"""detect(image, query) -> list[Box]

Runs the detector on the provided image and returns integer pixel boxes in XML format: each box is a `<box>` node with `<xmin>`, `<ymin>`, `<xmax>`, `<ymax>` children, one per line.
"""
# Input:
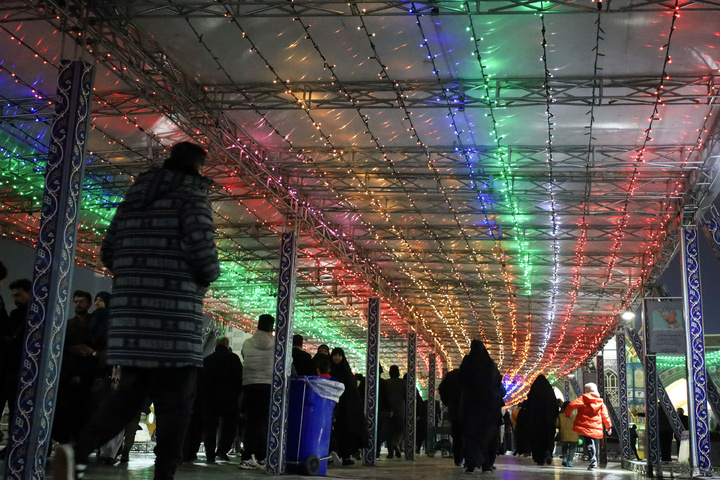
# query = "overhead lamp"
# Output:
<box><xmin>621</xmin><ymin>311</ymin><xmax>636</xmax><ymax>322</ymax></box>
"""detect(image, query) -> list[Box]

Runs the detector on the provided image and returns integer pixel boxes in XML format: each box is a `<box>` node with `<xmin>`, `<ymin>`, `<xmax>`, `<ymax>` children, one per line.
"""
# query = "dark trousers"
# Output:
<box><xmin>203</xmin><ymin>407</ymin><xmax>238</xmax><ymax>460</ymax></box>
<box><xmin>583</xmin><ymin>435</ymin><xmax>599</xmax><ymax>467</ymax></box>
<box><xmin>240</xmin><ymin>384</ymin><xmax>270</xmax><ymax>462</ymax></box>
<box><xmin>76</xmin><ymin>367</ymin><xmax>197</xmax><ymax>480</ymax></box>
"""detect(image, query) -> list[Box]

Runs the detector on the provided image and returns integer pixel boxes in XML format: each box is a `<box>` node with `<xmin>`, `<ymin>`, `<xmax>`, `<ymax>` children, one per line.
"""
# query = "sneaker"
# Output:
<box><xmin>588</xmin><ymin>464</ymin><xmax>596</xmax><ymax>470</ymax></box>
<box><xmin>257</xmin><ymin>459</ymin><xmax>266</xmax><ymax>467</ymax></box>
<box><xmin>342</xmin><ymin>458</ymin><xmax>355</xmax><ymax>466</ymax></box>
<box><xmin>562</xmin><ymin>459</ymin><xmax>567</xmax><ymax>467</ymax></box>
<box><xmin>238</xmin><ymin>459</ymin><xmax>260</xmax><ymax>470</ymax></box>
<box><xmin>217</xmin><ymin>454</ymin><xmax>230</xmax><ymax>462</ymax></box>
<box><xmin>567</xmin><ymin>462</ymin><xmax>573</xmax><ymax>467</ymax></box>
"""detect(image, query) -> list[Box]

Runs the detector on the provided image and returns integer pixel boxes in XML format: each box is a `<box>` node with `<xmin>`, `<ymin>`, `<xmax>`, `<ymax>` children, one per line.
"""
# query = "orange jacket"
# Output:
<box><xmin>565</xmin><ymin>393</ymin><xmax>612</xmax><ymax>439</ymax></box>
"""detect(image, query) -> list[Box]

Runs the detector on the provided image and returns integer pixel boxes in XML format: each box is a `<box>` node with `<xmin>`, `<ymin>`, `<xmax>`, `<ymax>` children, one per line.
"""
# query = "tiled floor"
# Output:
<box><xmin>33</xmin><ymin>452</ymin><xmax>646</xmax><ymax>480</ymax></box>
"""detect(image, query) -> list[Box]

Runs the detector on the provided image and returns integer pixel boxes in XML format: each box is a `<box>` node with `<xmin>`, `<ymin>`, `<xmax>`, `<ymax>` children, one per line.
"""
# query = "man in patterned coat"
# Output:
<box><xmin>55</xmin><ymin>142</ymin><xmax>220</xmax><ymax>480</ymax></box>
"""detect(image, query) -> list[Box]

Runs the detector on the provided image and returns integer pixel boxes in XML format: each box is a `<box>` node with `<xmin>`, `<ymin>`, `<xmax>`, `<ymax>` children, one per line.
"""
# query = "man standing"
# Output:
<box><xmin>202</xmin><ymin>336</ymin><xmax>243</xmax><ymax>463</ymax></box>
<box><xmin>291</xmin><ymin>334</ymin><xmax>314</xmax><ymax>376</ymax></box>
<box><xmin>53</xmin><ymin>290</ymin><xmax>97</xmax><ymax>444</ymax></box>
<box><xmin>564</xmin><ymin>382</ymin><xmax>612</xmax><ymax>470</ymax></box>
<box><xmin>55</xmin><ymin>142</ymin><xmax>220</xmax><ymax>480</ymax></box>
<box><xmin>238</xmin><ymin>314</ymin><xmax>274</xmax><ymax>470</ymax></box>
<box><xmin>1</xmin><ymin>278</ymin><xmax>30</xmax><ymax>455</ymax></box>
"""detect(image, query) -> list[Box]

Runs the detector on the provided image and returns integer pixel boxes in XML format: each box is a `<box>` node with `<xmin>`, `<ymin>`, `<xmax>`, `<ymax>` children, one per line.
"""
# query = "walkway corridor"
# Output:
<box><xmin>41</xmin><ymin>453</ymin><xmax>643</xmax><ymax>480</ymax></box>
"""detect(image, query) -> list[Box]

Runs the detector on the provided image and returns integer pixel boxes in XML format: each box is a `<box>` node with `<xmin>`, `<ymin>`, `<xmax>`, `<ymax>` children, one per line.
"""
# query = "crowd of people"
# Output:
<box><xmin>0</xmin><ymin>142</ymin><xmax>621</xmax><ymax>480</ymax></box>
<box><xmin>439</xmin><ymin>363</ymin><xmax>614</xmax><ymax>473</ymax></box>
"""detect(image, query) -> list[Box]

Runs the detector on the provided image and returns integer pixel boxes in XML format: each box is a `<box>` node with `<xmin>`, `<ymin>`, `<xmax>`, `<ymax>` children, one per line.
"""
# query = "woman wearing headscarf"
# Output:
<box><xmin>525</xmin><ymin>374</ymin><xmax>559</xmax><ymax>465</ymax></box>
<box><xmin>459</xmin><ymin>339</ymin><xmax>506</xmax><ymax>473</ymax></box>
<box><xmin>330</xmin><ymin>347</ymin><xmax>367</xmax><ymax>466</ymax></box>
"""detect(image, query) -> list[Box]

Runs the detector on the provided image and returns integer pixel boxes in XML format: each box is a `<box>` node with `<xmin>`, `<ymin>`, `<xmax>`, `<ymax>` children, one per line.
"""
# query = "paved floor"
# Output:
<box><xmin>32</xmin><ymin>452</ymin><xmax>646</xmax><ymax>480</ymax></box>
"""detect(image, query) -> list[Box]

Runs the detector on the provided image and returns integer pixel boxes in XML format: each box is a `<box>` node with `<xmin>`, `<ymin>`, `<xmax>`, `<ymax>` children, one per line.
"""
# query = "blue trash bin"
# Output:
<box><xmin>286</xmin><ymin>376</ymin><xmax>345</xmax><ymax>476</ymax></box>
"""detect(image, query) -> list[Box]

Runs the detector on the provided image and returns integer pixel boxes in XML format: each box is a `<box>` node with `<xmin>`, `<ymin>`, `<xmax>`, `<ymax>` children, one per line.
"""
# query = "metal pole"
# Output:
<box><xmin>597</xmin><ymin>353</ymin><xmax>607</xmax><ymax>467</ymax></box>
<box><xmin>426</xmin><ymin>351</ymin><xmax>436</xmax><ymax>457</ymax></box>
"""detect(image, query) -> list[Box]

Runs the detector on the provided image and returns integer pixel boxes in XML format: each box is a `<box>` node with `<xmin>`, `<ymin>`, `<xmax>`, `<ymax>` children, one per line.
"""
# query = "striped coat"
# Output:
<box><xmin>100</xmin><ymin>168</ymin><xmax>221</xmax><ymax>368</ymax></box>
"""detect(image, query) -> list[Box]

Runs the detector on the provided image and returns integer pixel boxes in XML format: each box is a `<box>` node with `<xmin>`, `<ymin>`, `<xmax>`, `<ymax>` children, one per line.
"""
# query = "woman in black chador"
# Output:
<box><xmin>330</xmin><ymin>347</ymin><xmax>367</xmax><ymax>466</ymax></box>
<box><xmin>459</xmin><ymin>339</ymin><xmax>506</xmax><ymax>473</ymax></box>
<box><xmin>525</xmin><ymin>374</ymin><xmax>559</xmax><ymax>465</ymax></box>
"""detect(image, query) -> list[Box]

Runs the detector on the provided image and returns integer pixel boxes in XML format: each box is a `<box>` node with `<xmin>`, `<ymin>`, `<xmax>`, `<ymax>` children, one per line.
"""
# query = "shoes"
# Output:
<box><xmin>206</xmin><ymin>457</ymin><xmax>216</xmax><ymax>464</ymax></box>
<box><xmin>562</xmin><ymin>459</ymin><xmax>567</xmax><ymax>467</ymax></box>
<box><xmin>342</xmin><ymin>458</ymin><xmax>355</xmax><ymax>466</ymax></box>
<box><xmin>217</xmin><ymin>454</ymin><xmax>230</xmax><ymax>462</ymax></box>
<box><xmin>567</xmin><ymin>462</ymin><xmax>573</xmax><ymax>467</ymax></box>
<box><xmin>258</xmin><ymin>459</ymin><xmax>266</xmax><ymax>466</ymax></box>
<box><xmin>588</xmin><ymin>464</ymin><xmax>596</xmax><ymax>470</ymax></box>
<box><xmin>238</xmin><ymin>459</ymin><xmax>260</xmax><ymax>469</ymax></box>
<box><xmin>465</xmin><ymin>466</ymin><xmax>475</xmax><ymax>473</ymax></box>
<box><xmin>545</xmin><ymin>452</ymin><xmax>552</xmax><ymax>465</ymax></box>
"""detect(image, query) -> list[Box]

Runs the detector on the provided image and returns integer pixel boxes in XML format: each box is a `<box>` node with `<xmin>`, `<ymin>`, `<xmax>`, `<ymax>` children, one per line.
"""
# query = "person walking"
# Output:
<box><xmin>438</xmin><ymin>368</ymin><xmax>463</xmax><ymax>466</ymax></box>
<box><xmin>202</xmin><ymin>336</ymin><xmax>243</xmax><ymax>463</ymax></box>
<box><xmin>238</xmin><ymin>314</ymin><xmax>275</xmax><ymax>469</ymax></box>
<box><xmin>556</xmin><ymin>400</ymin><xmax>579</xmax><ymax>467</ymax></box>
<box><xmin>564</xmin><ymin>382</ymin><xmax>612</xmax><ymax>470</ymax></box>
<box><xmin>525</xmin><ymin>374</ymin><xmax>559</xmax><ymax>466</ymax></box>
<box><xmin>329</xmin><ymin>347</ymin><xmax>366</xmax><ymax>466</ymax></box>
<box><xmin>459</xmin><ymin>339</ymin><xmax>505</xmax><ymax>473</ymax></box>
<box><xmin>385</xmin><ymin>365</ymin><xmax>406</xmax><ymax>459</ymax></box>
<box><xmin>54</xmin><ymin>142</ymin><xmax>221</xmax><ymax>480</ymax></box>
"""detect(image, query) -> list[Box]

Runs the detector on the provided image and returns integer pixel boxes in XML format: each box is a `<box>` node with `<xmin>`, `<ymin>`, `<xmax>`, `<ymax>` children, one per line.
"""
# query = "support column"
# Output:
<box><xmin>643</xmin><ymin>308</ymin><xmax>661</xmax><ymax>477</ymax></box>
<box><xmin>617</xmin><ymin>329</ymin><xmax>632</xmax><ymax>460</ymax></box>
<box><xmin>267</xmin><ymin>232</ymin><xmax>298</xmax><ymax>474</ymax></box>
<box><xmin>569</xmin><ymin>375</ymin><xmax>583</xmax><ymax>398</ymax></box>
<box><xmin>597</xmin><ymin>353</ymin><xmax>607</xmax><ymax>467</ymax></box>
<box><xmin>681</xmin><ymin>226</ymin><xmax>712</xmax><ymax>477</ymax></box>
<box><xmin>426</xmin><ymin>351</ymin><xmax>436</xmax><ymax>457</ymax></box>
<box><xmin>363</xmin><ymin>297</ymin><xmax>380</xmax><ymax>466</ymax></box>
<box><xmin>564</xmin><ymin>379</ymin><xmax>571</xmax><ymax>401</ymax></box>
<box><xmin>4</xmin><ymin>60</ymin><xmax>93</xmax><ymax>480</ymax></box>
<box><xmin>405</xmin><ymin>331</ymin><xmax>417</xmax><ymax>460</ymax></box>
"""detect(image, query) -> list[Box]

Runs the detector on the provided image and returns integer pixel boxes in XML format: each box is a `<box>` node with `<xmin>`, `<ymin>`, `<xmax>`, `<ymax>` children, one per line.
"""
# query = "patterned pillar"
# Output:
<box><xmin>266</xmin><ymin>232</ymin><xmax>297</xmax><ymax>474</ymax></box>
<box><xmin>405</xmin><ymin>331</ymin><xmax>417</xmax><ymax>460</ymax></box>
<box><xmin>4</xmin><ymin>60</ymin><xmax>93</xmax><ymax>480</ymax></box>
<box><xmin>616</xmin><ymin>329</ymin><xmax>632</xmax><ymax>460</ymax></box>
<box><xmin>680</xmin><ymin>227</ymin><xmax>712</xmax><ymax>476</ymax></box>
<box><xmin>426</xmin><ymin>351</ymin><xmax>436</xmax><ymax>456</ymax></box>
<box><xmin>643</xmin><ymin>312</ymin><xmax>661</xmax><ymax>475</ymax></box>
<box><xmin>569</xmin><ymin>375</ymin><xmax>583</xmax><ymax>398</ymax></box>
<box><xmin>597</xmin><ymin>353</ymin><xmax>607</xmax><ymax>466</ymax></box>
<box><xmin>363</xmin><ymin>297</ymin><xmax>380</xmax><ymax>466</ymax></box>
<box><xmin>563</xmin><ymin>379</ymin><xmax>571</xmax><ymax>401</ymax></box>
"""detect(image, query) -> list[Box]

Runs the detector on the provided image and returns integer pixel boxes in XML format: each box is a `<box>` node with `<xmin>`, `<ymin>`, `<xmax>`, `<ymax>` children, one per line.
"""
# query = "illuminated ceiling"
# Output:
<box><xmin>2</xmin><ymin>0</ymin><xmax>720</xmax><ymax>401</ymax></box>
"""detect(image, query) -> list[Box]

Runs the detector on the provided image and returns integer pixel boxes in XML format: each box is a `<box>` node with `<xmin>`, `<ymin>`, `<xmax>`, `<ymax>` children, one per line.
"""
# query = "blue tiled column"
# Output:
<box><xmin>266</xmin><ymin>232</ymin><xmax>297</xmax><ymax>474</ymax></box>
<box><xmin>616</xmin><ymin>329</ymin><xmax>631</xmax><ymax>460</ymax></box>
<box><xmin>426</xmin><ymin>351</ymin><xmax>436</xmax><ymax>457</ymax></box>
<box><xmin>681</xmin><ymin>226</ymin><xmax>712</xmax><ymax>476</ymax></box>
<box><xmin>4</xmin><ymin>60</ymin><xmax>93</xmax><ymax>480</ymax></box>
<box><xmin>405</xmin><ymin>331</ymin><xmax>417</xmax><ymax>460</ymax></box>
<box><xmin>597</xmin><ymin>353</ymin><xmax>607</xmax><ymax>466</ymax></box>
<box><xmin>642</xmin><ymin>310</ymin><xmax>661</xmax><ymax>476</ymax></box>
<box><xmin>363</xmin><ymin>297</ymin><xmax>380</xmax><ymax>466</ymax></box>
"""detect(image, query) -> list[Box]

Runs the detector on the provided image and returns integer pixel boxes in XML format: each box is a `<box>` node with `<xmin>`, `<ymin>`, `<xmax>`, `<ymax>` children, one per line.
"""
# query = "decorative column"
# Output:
<box><xmin>4</xmin><ymin>60</ymin><xmax>93</xmax><ymax>480</ymax></box>
<box><xmin>564</xmin><ymin>379</ymin><xmax>571</xmax><ymax>401</ymax></box>
<box><xmin>363</xmin><ymin>297</ymin><xmax>380</xmax><ymax>466</ymax></box>
<box><xmin>616</xmin><ymin>329</ymin><xmax>632</xmax><ymax>460</ymax></box>
<box><xmin>643</xmin><ymin>309</ymin><xmax>661</xmax><ymax>476</ymax></box>
<box><xmin>426</xmin><ymin>351</ymin><xmax>436</xmax><ymax>457</ymax></box>
<box><xmin>680</xmin><ymin>226</ymin><xmax>712</xmax><ymax>477</ymax></box>
<box><xmin>266</xmin><ymin>232</ymin><xmax>298</xmax><ymax>474</ymax></box>
<box><xmin>597</xmin><ymin>353</ymin><xmax>607</xmax><ymax>466</ymax></box>
<box><xmin>405</xmin><ymin>331</ymin><xmax>417</xmax><ymax>460</ymax></box>
<box><xmin>569</xmin><ymin>375</ymin><xmax>583</xmax><ymax>398</ymax></box>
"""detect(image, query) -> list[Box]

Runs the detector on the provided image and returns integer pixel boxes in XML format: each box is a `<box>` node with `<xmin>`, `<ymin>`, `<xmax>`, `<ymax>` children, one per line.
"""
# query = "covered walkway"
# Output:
<box><xmin>43</xmin><ymin>453</ymin><xmax>641</xmax><ymax>480</ymax></box>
